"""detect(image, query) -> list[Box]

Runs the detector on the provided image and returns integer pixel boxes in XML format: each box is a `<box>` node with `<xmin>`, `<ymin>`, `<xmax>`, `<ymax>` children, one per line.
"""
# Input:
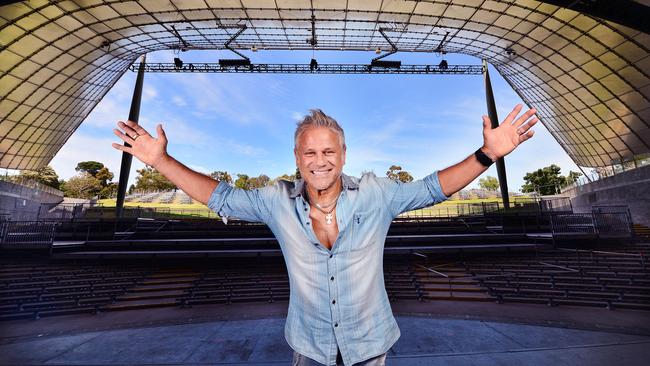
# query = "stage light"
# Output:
<box><xmin>370</xmin><ymin>59</ymin><xmax>401</xmax><ymax>68</ymax></box>
<box><xmin>174</xmin><ymin>57</ymin><xmax>183</xmax><ymax>69</ymax></box>
<box><xmin>375</xmin><ymin>47</ymin><xmax>381</xmax><ymax>54</ymax></box>
<box><xmin>251</xmin><ymin>45</ymin><xmax>258</xmax><ymax>52</ymax></box>
<box><xmin>438</xmin><ymin>59</ymin><xmax>448</xmax><ymax>70</ymax></box>
<box><xmin>219</xmin><ymin>59</ymin><xmax>251</xmax><ymax>67</ymax></box>
<box><xmin>310</xmin><ymin>58</ymin><xmax>318</xmax><ymax>71</ymax></box>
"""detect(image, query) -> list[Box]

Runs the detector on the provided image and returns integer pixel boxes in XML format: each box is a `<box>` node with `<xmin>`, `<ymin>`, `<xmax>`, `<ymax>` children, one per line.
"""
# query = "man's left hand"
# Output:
<box><xmin>481</xmin><ymin>104</ymin><xmax>538</xmax><ymax>161</ymax></box>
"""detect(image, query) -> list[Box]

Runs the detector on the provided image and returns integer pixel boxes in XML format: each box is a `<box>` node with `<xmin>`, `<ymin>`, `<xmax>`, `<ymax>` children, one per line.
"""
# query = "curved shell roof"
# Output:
<box><xmin>1</xmin><ymin>0</ymin><xmax>649</xmax><ymax>169</ymax></box>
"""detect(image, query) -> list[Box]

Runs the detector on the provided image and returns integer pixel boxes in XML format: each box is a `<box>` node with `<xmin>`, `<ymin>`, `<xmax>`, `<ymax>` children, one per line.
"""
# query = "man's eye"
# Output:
<box><xmin>325</xmin><ymin>151</ymin><xmax>335</xmax><ymax>155</ymax></box>
<box><xmin>305</xmin><ymin>152</ymin><xmax>315</xmax><ymax>156</ymax></box>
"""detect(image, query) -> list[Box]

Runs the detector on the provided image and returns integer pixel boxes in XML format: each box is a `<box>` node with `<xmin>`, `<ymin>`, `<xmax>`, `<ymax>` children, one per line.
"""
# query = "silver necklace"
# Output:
<box><xmin>307</xmin><ymin>191</ymin><xmax>341</xmax><ymax>225</ymax></box>
<box><xmin>312</xmin><ymin>203</ymin><xmax>336</xmax><ymax>225</ymax></box>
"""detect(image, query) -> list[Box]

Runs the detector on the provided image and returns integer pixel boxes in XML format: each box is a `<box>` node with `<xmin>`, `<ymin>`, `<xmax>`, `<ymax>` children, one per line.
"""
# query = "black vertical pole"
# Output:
<box><xmin>116</xmin><ymin>54</ymin><xmax>146</xmax><ymax>218</ymax></box>
<box><xmin>483</xmin><ymin>59</ymin><xmax>510</xmax><ymax>210</ymax></box>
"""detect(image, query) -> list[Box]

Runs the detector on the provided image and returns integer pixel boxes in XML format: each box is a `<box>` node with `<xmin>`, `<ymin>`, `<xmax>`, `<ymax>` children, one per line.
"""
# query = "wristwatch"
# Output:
<box><xmin>474</xmin><ymin>148</ymin><xmax>495</xmax><ymax>167</ymax></box>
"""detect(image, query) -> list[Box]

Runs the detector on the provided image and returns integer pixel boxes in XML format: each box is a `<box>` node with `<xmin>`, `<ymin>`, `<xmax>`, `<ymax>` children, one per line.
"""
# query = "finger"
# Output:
<box><xmin>516</xmin><ymin>118</ymin><xmax>538</xmax><ymax>135</ymax></box>
<box><xmin>156</xmin><ymin>124</ymin><xmax>167</xmax><ymax>141</ymax></box>
<box><xmin>126</xmin><ymin>120</ymin><xmax>150</xmax><ymax>136</ymax></box>
<box><xmin>482</xmin><ymin>116</ymin><xmax>491</xmax><ymax>131</ymax></box>
<box><xmin>113</xmin><ymin>128</ymin><xmax>135</xmax><ymax>145</ymax></box>
<box><xmin>519</xmin><ymin>129</ymin><xmax>535</xmax><ymax>143</ymax></box>
<box><xmin>514</xmin><ymin>108</ymin><xmax>537</xmax><ymax>127</ymax></box>
<box><xmin>118</xmin><ymin>121</ymin><xmax>138</xmax><ymax>138</ymax></box>
<box><xmin>503</xmin><ymin>104</ymin><xmax>523</xmax><ymax>125</ymax></box>
<box><xmin>111</xmin><ymin>142</ymin><xmax>133</xmax><ymax>154</ymax></box>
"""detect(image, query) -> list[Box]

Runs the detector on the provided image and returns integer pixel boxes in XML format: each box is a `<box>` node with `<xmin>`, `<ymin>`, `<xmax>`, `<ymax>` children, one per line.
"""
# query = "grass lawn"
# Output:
<box><xmin>95</xmin><ymin>196</ymin><xmax>535</xmax><ymax>219</ymax></box>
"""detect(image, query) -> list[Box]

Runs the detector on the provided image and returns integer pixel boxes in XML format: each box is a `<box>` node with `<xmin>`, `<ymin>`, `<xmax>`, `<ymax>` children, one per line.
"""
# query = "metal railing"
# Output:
<box><xmin>1</xmin><ymin>221</ymin><xmax>59</xmax><ymax>249</ymax></box>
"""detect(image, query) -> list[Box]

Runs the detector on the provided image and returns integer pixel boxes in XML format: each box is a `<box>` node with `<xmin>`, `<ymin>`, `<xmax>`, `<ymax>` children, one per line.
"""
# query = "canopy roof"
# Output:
<box><xmin>1</xmin><ymin>0</ymin><xmax>649</xmax><ymax>169</ymax></box>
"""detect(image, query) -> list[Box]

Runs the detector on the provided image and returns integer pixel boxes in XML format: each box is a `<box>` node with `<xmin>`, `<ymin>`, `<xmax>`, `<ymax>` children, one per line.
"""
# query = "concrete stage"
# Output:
<box><xmin>1</xmin><ymin>301</ymin><xmax>649</xmax><ymax>365</ymax></box>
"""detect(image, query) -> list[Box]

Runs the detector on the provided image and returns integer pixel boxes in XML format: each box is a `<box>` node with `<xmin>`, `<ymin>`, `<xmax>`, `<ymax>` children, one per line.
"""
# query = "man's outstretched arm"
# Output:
<box><xmin>438</xmin><ymin>104</ymin><xmax>538</xmax><ymax>197</ymax></box>
<box><xmin>111</xmin><ymin>120</ymin><xmax>218</xmax><ymax>205</ymax></box>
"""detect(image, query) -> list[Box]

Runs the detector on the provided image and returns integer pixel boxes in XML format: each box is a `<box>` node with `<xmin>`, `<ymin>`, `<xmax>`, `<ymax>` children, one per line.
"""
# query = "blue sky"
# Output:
<box><xmin>45</xmin><ymin>49</ymin><xmax>580</xmax><ymax>193</ymax></box>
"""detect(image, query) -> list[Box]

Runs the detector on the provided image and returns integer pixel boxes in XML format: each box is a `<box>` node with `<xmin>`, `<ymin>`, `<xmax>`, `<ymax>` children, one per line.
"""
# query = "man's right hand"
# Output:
<box><xmin>112</xmin><ymin>120</ymin><xmax>169</xmax><ymax>168</ymax></box>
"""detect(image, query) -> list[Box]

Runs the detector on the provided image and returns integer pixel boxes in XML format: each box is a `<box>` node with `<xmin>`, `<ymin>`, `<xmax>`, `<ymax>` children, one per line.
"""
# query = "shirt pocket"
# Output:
<box><xmin>349</xmin><ymin>209</ymin><xmax>380</xmax><ymax>252</ymax></box>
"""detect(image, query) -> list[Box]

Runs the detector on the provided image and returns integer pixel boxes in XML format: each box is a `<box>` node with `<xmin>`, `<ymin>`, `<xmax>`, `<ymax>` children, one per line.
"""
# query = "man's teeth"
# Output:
<box><xmin>312</xmin><ymin>170</ymin><xmax>330</xmax><ymax>175</ymax></box>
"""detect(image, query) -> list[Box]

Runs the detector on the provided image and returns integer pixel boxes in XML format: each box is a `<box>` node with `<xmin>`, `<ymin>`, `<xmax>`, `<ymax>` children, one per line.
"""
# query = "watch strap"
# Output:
<box><xmin>475</xmin><ymin>148</ymin><xmax>495</xmax><ymax>167</ymax></box>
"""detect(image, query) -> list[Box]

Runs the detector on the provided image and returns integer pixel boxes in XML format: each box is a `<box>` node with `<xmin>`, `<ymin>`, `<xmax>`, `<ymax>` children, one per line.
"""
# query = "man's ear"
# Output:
<box><xmin>342</xmin><ymin>144</ymin><xmax>347</xmax><ymax>165</ymax></box>
<box><xmin>294</xmin><ymin>147</ymin><xmax>299</xmax><ymax>165</ymax></box>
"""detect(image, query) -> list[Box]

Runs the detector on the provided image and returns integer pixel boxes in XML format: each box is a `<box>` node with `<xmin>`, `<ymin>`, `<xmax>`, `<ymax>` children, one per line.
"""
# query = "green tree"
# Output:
<box><xmin>521</xmin><ymin>164</ymin><xmax>566</xmax><ymax>195</ymax></box>
<box><xmin>386</xmin><ymin>165</ymin><xmax>413</xmax><ymax>183</ymax></box>
<box><xmin>133</xmin><ymin>166</ymin><xmax>176</xmax><ymax>191</ymax></box>
<box><xmin>75</xmin><ymin>161</ymin><xmax>104</xmax><ymax>177</ymax></box>
<box><xmin>210</xmin><ymin>170</ymin><xmax>232</xmax><ymax>184</ymax></box>
<box><xmin>95</xmin><ymin>167</ymin><xmax>114</xmax><ymax>186</ymax></box>
<box><xmin>563</xmin><ymin>171</ymin><xmax>582</xmax><ymax>187</ymax></box>
<box><xmin>62</xmin><ymin>172</ymin><xmax>102</xmax><ymax>199</ymax></box>
<box><xmin>234</xmin><ymin>174</ymin><xmax>251</xmax><ymax>190</ymax></box>
<box><xmin>275</xmin><ymin>173</ymin><xmax>296</xmax><ymax>182</ymax></box>
<box><xmin>249</xmin><ymin>174</ymin><xmax>270</xmax><ymax>189</ymax></box>
<box><xmin>18</xmin><ymin>165</ymin><xmax>61</xmax><ymax>189</ymax></box>
<box><xmin>478</xmin><ymin>175</ymin><xmax>499</xmax><ymax>191</ymax></box>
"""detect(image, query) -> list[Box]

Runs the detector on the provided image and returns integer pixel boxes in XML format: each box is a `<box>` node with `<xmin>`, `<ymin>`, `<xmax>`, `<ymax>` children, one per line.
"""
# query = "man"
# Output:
<box><xmin>112</xmin><ymin>106</ymin><xmax>537</xmax><ymax>365</ymax></box>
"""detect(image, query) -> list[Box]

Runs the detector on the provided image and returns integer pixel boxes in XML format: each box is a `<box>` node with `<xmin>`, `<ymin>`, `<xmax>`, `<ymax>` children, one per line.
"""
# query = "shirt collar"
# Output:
<box><xmin>289</xmin><ymin>173</ymin><xmax>358</xmax><ymax>198</ymax></box>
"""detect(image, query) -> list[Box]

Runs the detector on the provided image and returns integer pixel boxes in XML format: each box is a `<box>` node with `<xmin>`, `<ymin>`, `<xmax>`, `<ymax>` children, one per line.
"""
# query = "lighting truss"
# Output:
<box><xmin>128</xmin><ymin>63</ymin><xmax>484</xmax><ymax>75</ymax></box>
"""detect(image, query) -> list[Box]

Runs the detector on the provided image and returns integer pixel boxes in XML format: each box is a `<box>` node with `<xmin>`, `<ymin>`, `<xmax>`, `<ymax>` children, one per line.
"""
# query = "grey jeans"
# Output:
<box><xmin>291</xmin><ymin>349</ymin><xmax>387</xmax><ymax>366</ymax></box>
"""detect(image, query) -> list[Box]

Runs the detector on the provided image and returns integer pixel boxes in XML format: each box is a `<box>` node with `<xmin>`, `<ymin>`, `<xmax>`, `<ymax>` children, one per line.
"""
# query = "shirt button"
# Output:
<box><xmin>329</xmin><ymin>254</ymin><xmax>333</xmax><ymax>258</ymax></box>
<box><xmin>330</xmin><ymin>276</ymin><xmax>334</xmax><ymax>281</ymax></box>
<box><xmin>332</xmin><ymin>299</ymin><xmax>336</xmax><ymax>304</ymax></box>
<box><xmin>334</xmin><ymin>323</ymin><xmax>339</xmax><ymax>327</ymax></box>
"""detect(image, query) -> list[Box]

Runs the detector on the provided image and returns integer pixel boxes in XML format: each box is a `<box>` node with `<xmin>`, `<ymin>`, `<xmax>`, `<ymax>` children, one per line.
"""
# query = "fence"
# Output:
<box><xmin>1</xmin><ymin>221</ymin><xmax>59</xmax><ymax>249</ymax></box>
<box><xmin>549</xmin><ymin>211</ymin><xmax>632</xmax><ymax>239</ymax></box>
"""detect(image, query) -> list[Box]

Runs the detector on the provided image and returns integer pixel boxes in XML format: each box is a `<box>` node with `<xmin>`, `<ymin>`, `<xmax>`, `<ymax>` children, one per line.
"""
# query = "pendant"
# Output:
<box><xmin>325</xmin><ymin>213</ymin><xmax>333</xmax><ymax>225</ymax></box>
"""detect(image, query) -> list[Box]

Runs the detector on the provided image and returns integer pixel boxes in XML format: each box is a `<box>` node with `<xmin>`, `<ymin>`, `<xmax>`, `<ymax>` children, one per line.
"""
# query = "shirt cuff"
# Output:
<box><xmin>423</xmin><ymin>170</ymin><xmax>452</xmax><ymax>202</ymax></box>
<box><xmin>207</xmin><ymin>181</ymin><xmax>232</xmax><ymax>224</ymax></box>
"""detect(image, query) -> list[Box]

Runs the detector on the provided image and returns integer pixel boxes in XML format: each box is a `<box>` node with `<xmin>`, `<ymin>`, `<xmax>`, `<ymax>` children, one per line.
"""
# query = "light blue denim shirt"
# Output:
<box><xmin>207</xmin><ymin>171</ymin><xmax>449</xmax><ymax>365</ymax></box>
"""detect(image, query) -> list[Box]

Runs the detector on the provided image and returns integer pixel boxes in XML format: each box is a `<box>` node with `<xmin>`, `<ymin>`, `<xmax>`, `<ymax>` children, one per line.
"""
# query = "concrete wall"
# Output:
<box><xmin>0</xmin><ymin>181</ymin><xmax>64</xmax><ymax>220</ymax></box>
<box><xmin>563</xmin><ymin>165</ymin><xmax>650</xmax><ymax>226</ymax></box>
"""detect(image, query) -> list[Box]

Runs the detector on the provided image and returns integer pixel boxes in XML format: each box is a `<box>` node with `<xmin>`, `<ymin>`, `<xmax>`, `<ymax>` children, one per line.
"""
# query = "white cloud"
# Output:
<box><xmin>172</xmin><ymin>95</ymin><xmax>187</xmax><ymax>107</ymax></box>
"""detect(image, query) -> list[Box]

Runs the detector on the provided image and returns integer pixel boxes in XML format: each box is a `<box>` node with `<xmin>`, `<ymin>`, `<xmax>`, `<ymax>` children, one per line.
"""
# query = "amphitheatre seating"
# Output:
<box><xmin>125</xmin><ymin>192</ymin><xmax>144</xmax><ymax>202</ymax></box>
<box><xmin>138</xmin><ymin>192</ymin><xmax>162</xmax><ymax>203</ymax></box>
<box><xmin>177</xmin><ymin>191</ymin><xmax>193</xmax><ymax>204</ymax></box>
<box><xmin>0</xmin><ymin>261</ymin><xmax>152</xmax><ymax>320</ymax></box>
<box><xmin>463</xmin><ymin>246</ymin><xmax>650</xmax><ymax>311</ymax></box>
<box><xmin>157</xmin><ymin>191</ymin><xmax>176</xmax><ymax>204</ymax></box>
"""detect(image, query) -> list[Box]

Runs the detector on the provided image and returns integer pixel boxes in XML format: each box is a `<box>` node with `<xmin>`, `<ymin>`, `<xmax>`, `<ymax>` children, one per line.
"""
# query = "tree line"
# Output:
<box><xmin>4</xmin><ymin>162</ymin><xmax>582</xmax><ymax>199</ymax></box>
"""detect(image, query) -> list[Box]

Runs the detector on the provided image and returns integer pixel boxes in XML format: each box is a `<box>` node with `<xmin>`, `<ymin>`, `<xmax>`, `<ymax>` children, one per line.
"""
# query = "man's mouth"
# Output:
<box><xmin>311</xmin><ymin>169</ymin><xmax>332</xmax><ymax>176</ymax></box>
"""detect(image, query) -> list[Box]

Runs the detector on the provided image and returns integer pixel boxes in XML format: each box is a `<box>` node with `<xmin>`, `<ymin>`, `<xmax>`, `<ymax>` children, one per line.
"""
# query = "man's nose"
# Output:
<box><xmin>315</xmin><ymin>153</ymin><xmax>327</xmax><ymax>166</ymax></box>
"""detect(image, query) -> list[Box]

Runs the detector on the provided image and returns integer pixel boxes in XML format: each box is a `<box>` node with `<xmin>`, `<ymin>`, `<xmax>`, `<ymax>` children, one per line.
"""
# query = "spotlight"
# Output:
<box><xmin>219</xmin><ymin>59</ymin><xmax>251</xmax><ymax>67</ymax></box>
<box><xmin>438</xmin><ymin>59</ymin><xmax>448</xmax><ymax>70</ymax></box>
<box><xmin>173</xmin><ymin>57</ymin><xmax>183</xmax><ymax>69</ymax></box>
<box><xmin>370</xmin><ymin>60</ymin><xmax>401</xmax><ymax>68</ymax></box>
<box><xmin>310</xmin><ymin>58</ymin><xmax>318</xmax><ymax>71</ymax></box>
<box><xmin>251</xmin><ymin>45</ymin><xmax>258</xmax><ymax>52</ymax></box>
<box><xmin>375</xmin><ymin>47</ymin><xmax>382</xmax><ymax>54</ymax></box>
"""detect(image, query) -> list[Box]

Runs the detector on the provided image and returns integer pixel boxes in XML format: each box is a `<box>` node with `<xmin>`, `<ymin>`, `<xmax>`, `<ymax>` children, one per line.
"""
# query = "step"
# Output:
<box><xmin>116</xmin><ymin>290</ymin><xmax>186</xmax><ymax>301</ymax></box>
<box><xmin>105</xmin><ymin>298</ymin><xmax>178</xmax><ymax>311</ymax></box>
<box><xmin>130</xmin><ymin>283</ymin><xmax>194</xmax><ymax>292</ymax></box>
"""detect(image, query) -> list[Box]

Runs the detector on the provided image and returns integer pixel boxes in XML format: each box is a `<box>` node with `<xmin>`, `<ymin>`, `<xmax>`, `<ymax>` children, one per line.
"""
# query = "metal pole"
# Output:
<box><xmin>483</xmin><ymin>59</ymin><xmax>510</xmax><ymax>210</ymax></box>
<box><xmin>116</xmin><ymin>54</ymin><xmax>147</xmax><ymax>218</ymax></box>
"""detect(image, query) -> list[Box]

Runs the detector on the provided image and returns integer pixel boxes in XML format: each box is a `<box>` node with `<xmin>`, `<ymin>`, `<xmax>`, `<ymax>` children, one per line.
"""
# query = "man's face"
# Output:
<box><xmin>294</xmin><ymin>126</ymin><xmax>346</xmax><ymax>192</ymax></box>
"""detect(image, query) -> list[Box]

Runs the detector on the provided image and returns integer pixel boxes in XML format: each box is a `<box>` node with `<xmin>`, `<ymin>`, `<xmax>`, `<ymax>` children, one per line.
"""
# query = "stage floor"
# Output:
<box><xmin>1</xmin><ymin>311</ymin><xmax>649</xmax><ymax>365</ymax></box>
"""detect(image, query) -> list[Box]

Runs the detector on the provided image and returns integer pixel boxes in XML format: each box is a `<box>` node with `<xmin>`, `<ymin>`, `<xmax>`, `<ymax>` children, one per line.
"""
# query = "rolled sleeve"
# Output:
<box><xmin>423</xmin><ymin>170</ymin><xmax>452</xmax><ymax>203</ymax></box>
<box><xmin>207</xmin><ymin>181</ymin><xmax>274</xmax><ymax>224</ymax></box>
<box><xmin>379</xmin><ymin>170</ymin><xmax>451</xmax><ymax>217</ymax></box>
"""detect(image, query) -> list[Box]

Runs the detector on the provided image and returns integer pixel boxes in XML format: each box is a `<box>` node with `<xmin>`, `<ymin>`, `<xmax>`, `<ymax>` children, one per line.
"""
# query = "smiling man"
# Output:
<box><xmin>112</xmin><ymin>107</ymin><xmax>537</xmax><ymax>366</ymax></box>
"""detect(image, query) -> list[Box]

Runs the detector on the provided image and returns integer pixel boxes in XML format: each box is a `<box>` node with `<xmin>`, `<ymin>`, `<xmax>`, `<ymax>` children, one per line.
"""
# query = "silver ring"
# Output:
<box><xmin>132</xmin><ymin>133</ymin><xmax>140</xmax><ymax>140</ymax></box>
